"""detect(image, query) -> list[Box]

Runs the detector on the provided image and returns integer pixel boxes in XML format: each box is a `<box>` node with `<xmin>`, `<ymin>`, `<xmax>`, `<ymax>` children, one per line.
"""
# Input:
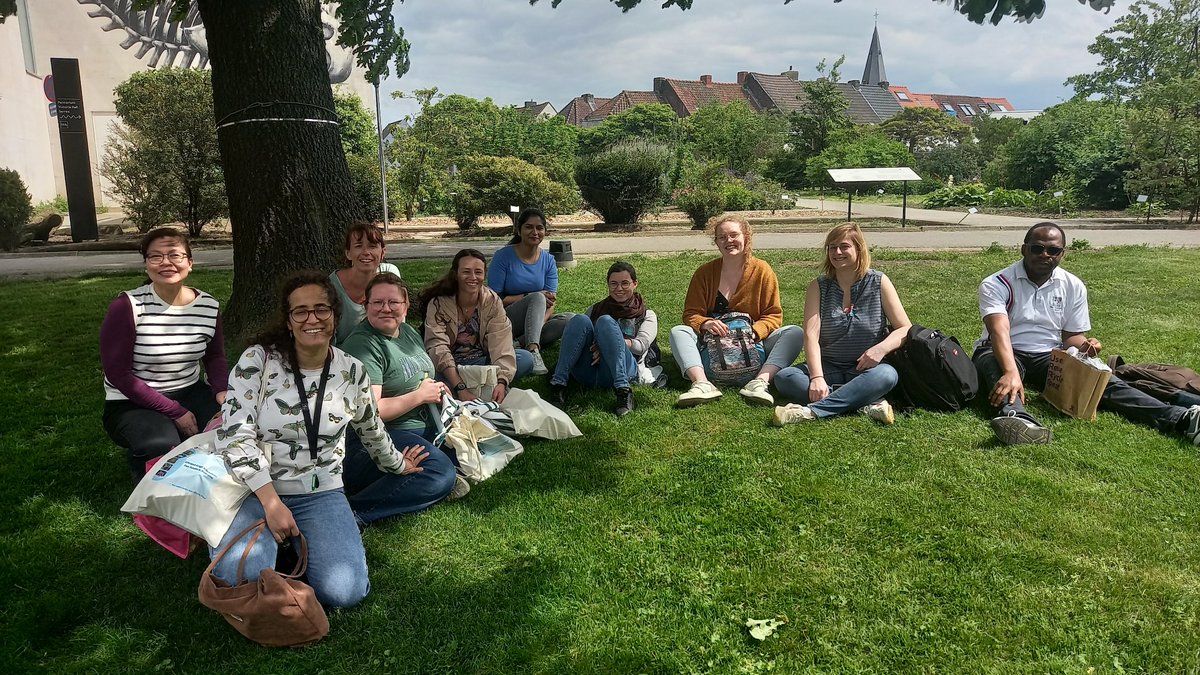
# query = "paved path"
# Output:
<box><xmin>4</xmin><ymin>228</ymin><xmax>1200</xmax><ymax>279</ymax></box>
<box><xmin>796</xmin><ymin>198</ymin><xmax>1051</xmax><ymax>227</ymax></box>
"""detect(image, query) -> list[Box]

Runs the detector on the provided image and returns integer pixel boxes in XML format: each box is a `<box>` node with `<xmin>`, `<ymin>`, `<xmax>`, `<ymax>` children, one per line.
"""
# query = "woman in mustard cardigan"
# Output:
<box><xmin>671</xmin><ymin>215</ymin><xmax>804</xmax><ymax>407</ymax></box>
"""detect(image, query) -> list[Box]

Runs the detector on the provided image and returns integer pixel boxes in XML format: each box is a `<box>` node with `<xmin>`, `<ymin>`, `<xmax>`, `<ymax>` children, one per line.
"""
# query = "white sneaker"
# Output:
<box><xmin>771</xmin><ymin>404</ymin><xmax>816</xmax><ymax>426</ymax></box>
<box><xmin>860</xmin><ymin>400</ymin><xmax>895</xmax><ymax>425</ymax></box>
<box><xmin>739</xmin><ymin>378</ymin><xmax>774</xmax><ymax>406</ymax></box>
<box><xmin>530</xmin><ymin>350</ymin><xmax>548</xmax><ymax>375</ymax></box>
<box><xmin>447</xmin><ymin>474</ymin><xmax>471</xmax><ymax>501</ymax></box>
<box><xmin>676</xmin><ymin>380</ymin><xmax>722</xmax><ymax>407</ymax></box>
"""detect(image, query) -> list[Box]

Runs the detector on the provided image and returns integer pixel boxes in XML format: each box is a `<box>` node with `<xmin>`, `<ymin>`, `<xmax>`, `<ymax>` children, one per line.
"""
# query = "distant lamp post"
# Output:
<box><xmin>373</xmin><ymin>78</ymin><xmax>389</xmax><ymax>233</ymax></box>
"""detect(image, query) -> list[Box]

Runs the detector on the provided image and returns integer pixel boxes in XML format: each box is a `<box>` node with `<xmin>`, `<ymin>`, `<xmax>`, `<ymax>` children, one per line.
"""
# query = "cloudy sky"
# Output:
<box><xmin>375</xmin><ymin>0</ymin><xmax>1125</xmax><ymax>124</ymax></box>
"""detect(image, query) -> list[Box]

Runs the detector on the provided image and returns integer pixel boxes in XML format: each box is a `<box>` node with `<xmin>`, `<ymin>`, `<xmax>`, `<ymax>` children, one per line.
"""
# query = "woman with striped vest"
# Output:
<box><xmin>100</xmin><ymin>228</ymin><xmax>228</xmax><ymax>479</ymax></box>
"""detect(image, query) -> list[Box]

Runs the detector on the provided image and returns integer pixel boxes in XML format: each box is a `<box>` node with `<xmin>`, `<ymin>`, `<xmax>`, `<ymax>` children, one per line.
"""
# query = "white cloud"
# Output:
<box><xmin>380</xmin><ymin>0</ymin><xmax>1127</xmax><ymax>122</ymax></box>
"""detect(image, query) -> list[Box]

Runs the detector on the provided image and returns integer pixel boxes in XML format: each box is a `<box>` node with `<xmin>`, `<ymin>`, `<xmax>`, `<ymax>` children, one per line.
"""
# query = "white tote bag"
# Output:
<box><xmin>457</xmin><ymin>364</ymin><xmax>499</xmax><ymax>400</ymax></box>
<box><xmin>121</xmin><ymin>430</ymin><xmax>252</xmax><ymax>547</ymax></box>
<box><xmin>442</xmin><ymin>407</ymin><xmax>524</xmax><ymax>482</ymax></box>
<box><xmin>499</xmin><ymin>387</ymin><xmax>582</xmax><ymax>440</ymax></box>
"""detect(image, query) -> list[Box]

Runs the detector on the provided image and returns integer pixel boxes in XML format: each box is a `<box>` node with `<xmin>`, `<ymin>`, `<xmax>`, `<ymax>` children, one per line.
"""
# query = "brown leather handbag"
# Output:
<box><xmin>198</xmin><ymin>519</ymin><xmax>330</xmax><ymax>648</ymax></box>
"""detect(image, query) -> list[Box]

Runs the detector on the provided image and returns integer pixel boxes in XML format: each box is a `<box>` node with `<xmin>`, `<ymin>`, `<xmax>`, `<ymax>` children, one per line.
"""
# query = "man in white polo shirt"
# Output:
<box><xmin>973</xmin><ymin>222</ymin><xmax>1200</xmax><ymax>446</ymax></box>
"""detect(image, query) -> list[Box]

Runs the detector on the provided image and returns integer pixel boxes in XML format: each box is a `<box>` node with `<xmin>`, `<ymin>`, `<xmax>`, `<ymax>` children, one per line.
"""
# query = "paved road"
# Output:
<box><xmin>794</xmin><ymin>197</ymin><xmax>1046</xmax><ymax>227</ymax></box>
<box><xmin>4</xmin><ymin>228</ymin><xmax>1200</xmax><ymax>279</ymax></box>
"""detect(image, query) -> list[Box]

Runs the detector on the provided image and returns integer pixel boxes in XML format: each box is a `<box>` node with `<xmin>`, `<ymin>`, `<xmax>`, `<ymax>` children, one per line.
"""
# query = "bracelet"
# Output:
<box><xmin>811</xmin><ymin>375</ymin><xmax>825</xmax><ymax>380</ymax></box>
<box><xmin>496</xmin><ymin>378</ymin><xmax>509</xmax><ymax>387</ymax></box>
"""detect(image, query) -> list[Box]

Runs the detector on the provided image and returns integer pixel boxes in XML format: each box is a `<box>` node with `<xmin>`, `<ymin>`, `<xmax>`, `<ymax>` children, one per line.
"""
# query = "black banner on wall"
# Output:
<box><xmin>50</xmin><ymin>58</ymin><xmax>98</xmax><ymax>242</ymax></box>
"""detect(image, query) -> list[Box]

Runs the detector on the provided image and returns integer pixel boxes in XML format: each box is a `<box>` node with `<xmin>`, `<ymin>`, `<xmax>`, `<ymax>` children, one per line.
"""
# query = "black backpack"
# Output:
<box><xmin>886</xmin><ymin>324</ymin><xmax>978</xmax><ymax>411</ymax></box>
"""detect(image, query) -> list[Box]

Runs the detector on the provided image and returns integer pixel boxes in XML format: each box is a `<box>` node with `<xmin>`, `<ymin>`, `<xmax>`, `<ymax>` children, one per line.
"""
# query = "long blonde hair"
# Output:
<box><xmin>821</xmin><ymin>223</ymin><xmax>871</xmax><ymax>280</ymax></box>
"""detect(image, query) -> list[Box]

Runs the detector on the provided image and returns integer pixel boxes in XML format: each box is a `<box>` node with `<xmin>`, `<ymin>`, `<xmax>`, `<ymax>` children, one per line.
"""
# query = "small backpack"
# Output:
<box><xmin>886</xmin><ymin>324</ymin><xmax>978</xmax><ymax>411</ymax></box>
<box><xmin>699</xmin><ymin>312</ymin><xmax>765</xmax><ymax>387</ymax></box>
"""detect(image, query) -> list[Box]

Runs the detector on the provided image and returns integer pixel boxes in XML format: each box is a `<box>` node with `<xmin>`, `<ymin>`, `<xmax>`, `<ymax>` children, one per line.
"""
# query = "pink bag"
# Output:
<box><xmin>131</xmin><ymin>454</ymin><xmax>205</xmax><ymax>559</ymax></box>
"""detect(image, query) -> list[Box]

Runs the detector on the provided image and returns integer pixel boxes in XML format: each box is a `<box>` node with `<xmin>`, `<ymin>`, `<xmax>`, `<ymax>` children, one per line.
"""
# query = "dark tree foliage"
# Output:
<box><xmin>531</xmin><ymin>0</ymin><xmax>1116</xmax><ymax>24</ymax></box>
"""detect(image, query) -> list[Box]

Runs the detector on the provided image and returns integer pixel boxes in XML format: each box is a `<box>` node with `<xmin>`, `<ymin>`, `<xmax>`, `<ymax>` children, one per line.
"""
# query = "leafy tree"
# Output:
<box><xmin>0</xmin><ymin>168</ymin><xmax>33</xmax><ymax>251</ymax></box>
<box><xmin>674</xmin><ymin>162</ymin><xmax>728</xmax><ymax>229</ymax></box>
<box><xmin>987</xmin><ymin>99</ymin><xmax>1131</xmax><ymax>208</ymax></box>
<box><xmin>972</xmin><ymin>114</ymin><xmax>1024</xmax><ymax>166</ymax></box>
<box><xmin>333</xmin><ymin>87</ymin><xmax>379</xmax><ymax>158</ymax></box>
<box><xmin>453</xmin><ymin>155</ymin><xmax>576</xmax><ymax>230</ymax></box>
<box><xmin>346</xmin><ymin>152</ymin><xmax>401</xmax><ymax>222</ymax></box>
<box><xmin>804</xmin><ymin>128</ymin><xmax>915</xmax><ymax>188</ymax></box>
<box><xmin>101</xmin><ymin>126</ymin><xmax>177</xmax><ymax>233</ymax></box>
<box><xmin>107</xmin><ymin>68</ymin><xmax>227</xmax><ymax>237</ymax></box>
<box><xmin>1068</xmin><ymin>0</ymin><xmax>1200</xmax><ymax>220</ymax></box>
<box><xmin>765</xmin><ymin>57</ymin><xmax>851</xmax><ymax>187</ymax></box>
<box><xmin>881</xmin><ymin>107</ymin><xmax>972</xmax><ymax>154</ymax></box>
<box><xmin>685</xmin><ymin>101</ymin><xmax>786</xmax><ymax>176</ymax></box>
<box><xmin>576</xmin><ymin>141</ymin><xmax>672</xmax><ymax>225</ymax></box>
<box><xmin>916</xmin><ymin>143</ymin><xmax>980</xmax><ymax>182</ymax></box>
<box><xmin>534</xmin><ymin>0</ymin><xmax>1118</xmax><ymax>25</ymax></box>
<box><xmin>577</xmin><ymin>103</ymin><xmax>682</xmax><ymax>155</ymax></box>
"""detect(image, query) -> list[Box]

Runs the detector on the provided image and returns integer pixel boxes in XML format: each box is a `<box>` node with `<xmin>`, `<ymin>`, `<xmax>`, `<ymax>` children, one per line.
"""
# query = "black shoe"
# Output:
<box><xmin>550</xmin><ymin>382</ymin><xmax>568</xmax><ymax>405</ymax></box>
<box><xmin>990</xmin><ymin>412</ymin><xmax>1052</xmax><ymax>445</ymax></box>
<box><xmin>614</xmin><ymin>388</ymin><xmax>635</xmax><ymax>417</ymax></box>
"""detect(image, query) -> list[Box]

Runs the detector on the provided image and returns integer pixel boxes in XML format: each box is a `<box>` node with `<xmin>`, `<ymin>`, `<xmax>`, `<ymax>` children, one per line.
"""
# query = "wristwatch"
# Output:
<box><xmin>453</xmin><ymin>382</ymin><xmax>467</xmax><ymax>392</ymax></box>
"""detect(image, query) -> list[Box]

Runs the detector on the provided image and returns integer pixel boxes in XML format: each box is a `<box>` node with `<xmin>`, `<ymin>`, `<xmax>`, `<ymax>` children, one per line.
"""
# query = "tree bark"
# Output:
<box><xmin>196</xmin><ymin>0</ymin><xmax>360</xmax><ymax>341</ymax></box>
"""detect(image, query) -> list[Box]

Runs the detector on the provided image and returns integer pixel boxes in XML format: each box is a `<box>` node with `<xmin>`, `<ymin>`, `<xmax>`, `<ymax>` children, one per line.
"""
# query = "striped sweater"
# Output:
<box><xmin>100</xmin><ymin>284</ymin><xmax>228</xmax><ymax>419</ymax></box>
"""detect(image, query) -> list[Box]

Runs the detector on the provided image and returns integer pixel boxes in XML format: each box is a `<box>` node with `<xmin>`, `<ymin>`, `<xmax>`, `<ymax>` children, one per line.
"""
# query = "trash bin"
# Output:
<box><xmin>548</xmin><ymin>240</ymin><xmax>576</xmax><ymax>269</ymax></box>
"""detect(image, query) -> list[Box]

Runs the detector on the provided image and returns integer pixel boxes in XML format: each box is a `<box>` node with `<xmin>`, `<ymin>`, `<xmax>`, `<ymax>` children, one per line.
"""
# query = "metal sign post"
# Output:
<box><xmin>826</xmin><ymin>167</ymin><xmax>922</xmax><ymax>227</ymax></box>
<box><xmin>50</xmin><ymin>58</ymin><xmax>98</xmax><ymax>242</ymax></box>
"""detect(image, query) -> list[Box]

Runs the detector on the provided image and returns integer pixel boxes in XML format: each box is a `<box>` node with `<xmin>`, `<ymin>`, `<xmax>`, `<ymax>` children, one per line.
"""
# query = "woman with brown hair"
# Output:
<box><xmin>329</xmin><ymin>222</ymin><xmax>401</xmax><ymax>345</ymax></box>
<box><xmin>419</xmin><ymin>249</ymin><xmax>532</xmax><ymax>404</ymax></box>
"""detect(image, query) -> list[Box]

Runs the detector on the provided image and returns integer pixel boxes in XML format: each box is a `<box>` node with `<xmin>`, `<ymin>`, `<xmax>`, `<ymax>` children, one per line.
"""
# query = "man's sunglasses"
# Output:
<box><xmin>1026</xmin><ymin>243</ymin><xmax>1064</xmax><ymax>256</ymax></box>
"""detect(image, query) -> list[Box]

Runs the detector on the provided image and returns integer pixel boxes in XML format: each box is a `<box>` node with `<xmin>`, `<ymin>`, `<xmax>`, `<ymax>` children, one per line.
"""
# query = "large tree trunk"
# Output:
<box><xmin>196</xmin><ymin>0</ymin><xmax>359</xmax><ymax>341</ymax></box>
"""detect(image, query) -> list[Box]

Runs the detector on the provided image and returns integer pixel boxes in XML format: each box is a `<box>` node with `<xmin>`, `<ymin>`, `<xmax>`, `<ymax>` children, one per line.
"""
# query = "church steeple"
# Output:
<box><xmin>861</xmin><ymin>25</ymin><xmax>887</xmax><ymax>86</ymax></box>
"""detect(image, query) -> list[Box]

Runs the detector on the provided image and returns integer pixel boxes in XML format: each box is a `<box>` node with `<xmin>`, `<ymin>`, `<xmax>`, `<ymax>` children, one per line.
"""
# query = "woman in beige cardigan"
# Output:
<box><xmin>418</xmin><ymin>249</ymin><xmax>533</xmax><ymax>404</ymax></box>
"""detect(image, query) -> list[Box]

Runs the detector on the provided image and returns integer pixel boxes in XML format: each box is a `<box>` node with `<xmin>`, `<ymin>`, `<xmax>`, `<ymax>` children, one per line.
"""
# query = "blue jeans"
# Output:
<box><xmin>669</xmin><ymin>324</ymin><xmax>804</xmax><ymax>378</ymax></box>
<box><xmin>551</xmin><ymin>313</ymin><xmax>640</xmax><ymax>389</ymax></box>
<box><xmin>209</xmin><ymin>489</ymin><xmax>369</xmax><ymax>608</ymax></box>
<box><xmin>454</xmin><ymin>351</ymin><xmax>534</xmax><ymax>382</ymax></box>
<box><xmin>343</xmin><ymin>428</ymin><xmax>457</xmax><ymax>524</ymax></box>
<box><xmin>775</xmin><ymin>362</ymin><xmax>899</xmax><ymax>418</ymax></box>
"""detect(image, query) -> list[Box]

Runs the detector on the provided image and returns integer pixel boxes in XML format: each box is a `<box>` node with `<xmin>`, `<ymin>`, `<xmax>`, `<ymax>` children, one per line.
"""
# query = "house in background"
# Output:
<box><xmin>515</xmin><ymin>100</ymin><xmax>557</xmax><ymax>120</ymax></box>
<box><xmin>555</xmin><ymin>23</ymin><xmax>1027</xmax><ymax>129</ymax></box>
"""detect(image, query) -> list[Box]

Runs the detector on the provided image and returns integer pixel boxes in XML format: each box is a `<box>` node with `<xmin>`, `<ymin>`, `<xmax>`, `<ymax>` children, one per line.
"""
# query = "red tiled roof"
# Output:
<box><xmin>557</xmin><ymin>95</ymin><xmax>612</xmax><ymax>126</ymax></box>
<box><xmin>660</xmin><ymin>77</ymin><xmax>754</xmax><ymax>116</ymax></box>
<box><xmin>583</xmin><ymin>90</ymin><xmax>662</xmax><ymax>124</ymax></box>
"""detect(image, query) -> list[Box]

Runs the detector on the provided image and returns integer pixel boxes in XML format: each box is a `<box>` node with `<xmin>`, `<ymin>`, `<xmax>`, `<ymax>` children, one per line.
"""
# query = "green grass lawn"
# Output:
<box><xmin>3</xmin><ymin>246</ymin><xmax>1200</xmax><ymax>673</ymax></box>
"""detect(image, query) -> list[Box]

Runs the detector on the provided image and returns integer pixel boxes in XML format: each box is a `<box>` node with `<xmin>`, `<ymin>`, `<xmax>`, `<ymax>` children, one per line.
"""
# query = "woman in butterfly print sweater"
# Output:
<box><xmin>213</xmin><ymin>272</ymin><xmax>432</xmax><ymax>609</ymax></box>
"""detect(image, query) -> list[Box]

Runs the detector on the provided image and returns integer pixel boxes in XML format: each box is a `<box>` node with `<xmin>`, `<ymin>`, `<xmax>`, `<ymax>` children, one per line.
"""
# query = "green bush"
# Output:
<box><xmin>924</xmin><ymin>183</ymin><xmax>989</xmax><ymax>209</ymax></box>
<box><xmin>675</xmin><ymin>187</ymin><xmax>726</xmax><ymax>230</ymax></box>
<box><xmin>456</xmin><ymin>154</ymin><xmax>577</xmax><ymax>231</ymax></box>
<box><xmin>0</xmin><ymin>168</ymin><xmax>34</xmax><ymax>251</ymax></box>
<box><xmin>576</xmin><ymin>140</ymin><xmax>672</xmax><ymax>225</ymax></box>
<box><xmin>744</xmin><ymin>175</ymin><xmax>788</xmax><ymax>212</ymax></box>
<box><xmin>346</xmin><ymin>152</ymin><xmax>402</xmax><ymax>223</ymax></box>
<box><xmin>721</xmin><ymin>182</ymin><xmax>756</xmax><ymax>211</ymax></box>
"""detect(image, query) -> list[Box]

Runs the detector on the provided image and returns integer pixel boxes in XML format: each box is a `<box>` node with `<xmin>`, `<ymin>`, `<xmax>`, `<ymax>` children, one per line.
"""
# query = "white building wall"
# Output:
<box><xmin>0</xmin><ymin>0</ymin><xmax>376</xmax><ymax>206</ymax></box>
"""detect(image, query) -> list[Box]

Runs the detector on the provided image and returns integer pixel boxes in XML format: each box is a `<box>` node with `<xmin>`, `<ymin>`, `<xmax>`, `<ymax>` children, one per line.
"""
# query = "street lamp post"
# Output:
<box><xmin>373</xmin><ymin>79</ymin><xmax>390</xmax><ymax>233</ymax></box>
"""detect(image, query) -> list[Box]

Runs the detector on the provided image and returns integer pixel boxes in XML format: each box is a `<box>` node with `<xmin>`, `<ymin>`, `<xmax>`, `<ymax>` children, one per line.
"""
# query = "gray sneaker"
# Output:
<box><xmin>447</xmin><ymin>475</ymin><xmax>471</xmax><ymax>501</ymax></box>
<box><xmin>530</xmin><ymin>350</ymin><xmax>548</xmax><ymax>375</ymax></box>
<box><xmin>1181</xmin><ymin>405</ymin><xmax>1200</xmax><ymax>446</ymax></box>
<box><xmin>990</xmin><ymin>412</ymin><xmax>1052</xmax><ymax>445</ymax></box>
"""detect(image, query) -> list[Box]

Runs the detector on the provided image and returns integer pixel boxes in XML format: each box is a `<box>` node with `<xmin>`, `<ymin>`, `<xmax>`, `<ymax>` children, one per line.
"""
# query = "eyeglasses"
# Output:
<box><xmin>145</xmin><ymin>252</ymin><xmax>189</xmax><ymax>264</ymax></box>
<box><xmin>826</xmin><ymin>243</ymin><xmax>854</xmax><ymax>253</ymax></box>
<box><xmin>367</xmin><ymin>299</ymin><xmax>407</xmax><ymax>309</ymax></box>
<box><xmin>1027</xmin><ymin>244</ymin><xmax>1064</xmax><ymax>256</ymax></box>
<box><xmin>289</xmin><ymin>306</ymin><xmax>333</xmax><ymax>322</ymax></box>
<box><xmin>607</xmin><ymin>280</ymin><xmax>634</xmax><ymax>289</ymax></box>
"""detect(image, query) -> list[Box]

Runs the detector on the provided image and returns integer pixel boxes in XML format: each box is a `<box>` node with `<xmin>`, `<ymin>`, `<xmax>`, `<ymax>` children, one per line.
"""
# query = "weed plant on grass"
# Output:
<box><xmin>1</xmin><ymin>247</ymin><xmax>1199</xmax><ymax>673</ymax></box>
